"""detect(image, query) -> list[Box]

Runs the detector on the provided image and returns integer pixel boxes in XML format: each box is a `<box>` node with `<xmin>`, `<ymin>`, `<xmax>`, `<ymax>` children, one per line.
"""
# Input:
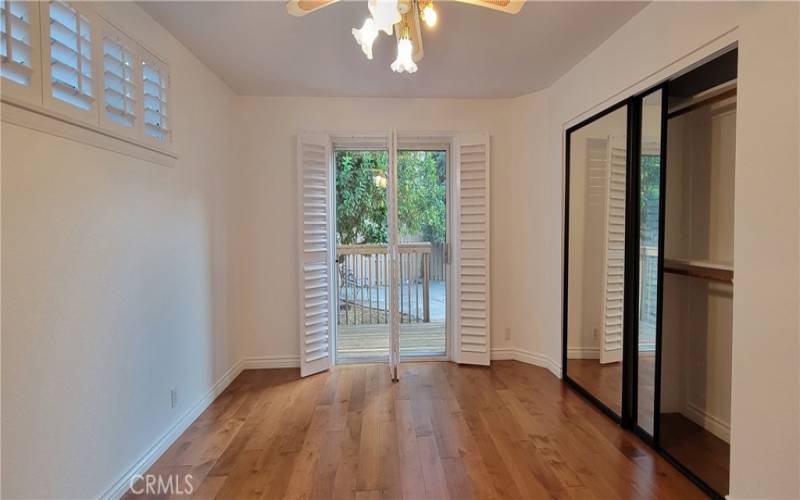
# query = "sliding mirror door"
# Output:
<box><xmin>634</xmin><ymin>87</ymin><xmax>666</xmax><ymax>437</ymax></box>
<box><xmin>564</xmin><ymin>104</ymin><xmax>629</xmax><ymax>418</ymax></box>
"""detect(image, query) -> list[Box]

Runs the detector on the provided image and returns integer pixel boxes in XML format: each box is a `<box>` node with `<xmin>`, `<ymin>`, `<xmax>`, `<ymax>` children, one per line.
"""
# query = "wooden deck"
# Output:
<box><xmin>337</xmin><ymin>321</ymin><xmax>446</xmax><ymax>360</ymax></box>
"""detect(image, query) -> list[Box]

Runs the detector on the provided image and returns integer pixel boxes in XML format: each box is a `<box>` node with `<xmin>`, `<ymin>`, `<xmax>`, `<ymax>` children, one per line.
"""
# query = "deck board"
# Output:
<box><xmin>337</xmin><ymin>322</ymin><xmax>446</xmax><ymax>360</ymax></box>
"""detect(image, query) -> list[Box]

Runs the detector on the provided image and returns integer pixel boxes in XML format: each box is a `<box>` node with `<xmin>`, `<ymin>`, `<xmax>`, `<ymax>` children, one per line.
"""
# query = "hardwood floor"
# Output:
<box><xmin>566</xmin><ymin>355</ymin><xmax>657</xmax><ymax>432</ymax></box>
<box><xmin>127</xmin><ymin>361</ymin><xmax>707</xmax><ymax>499</ymax></box>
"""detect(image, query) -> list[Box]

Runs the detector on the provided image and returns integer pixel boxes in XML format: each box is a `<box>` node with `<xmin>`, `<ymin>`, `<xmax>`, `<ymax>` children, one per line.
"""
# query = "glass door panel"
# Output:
<box><xmin>565</xmin><ymin>105</ymin><xmax>629</xmax><ymax>418</ymax></box>
<box><xmin>635</xmin><ymin>88</ymin><xmax>665</xmax><ymax>436</ymax></box>
<box><xmin>334</xmin><ymin>149</ymin><xmax>390</xmax><ymax>363</ymax></box>
<box><xmin>397</xmin><ymin>149</ymin><xmax>448</xmax><ymax>358</ymax></box>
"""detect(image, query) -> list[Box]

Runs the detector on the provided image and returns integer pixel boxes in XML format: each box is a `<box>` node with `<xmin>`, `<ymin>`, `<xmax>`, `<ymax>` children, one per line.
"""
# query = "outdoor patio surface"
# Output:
<box><xmin>337</xmin><ymin>321</ymin><xmax>446</xmax><ymax>361</ymax></box>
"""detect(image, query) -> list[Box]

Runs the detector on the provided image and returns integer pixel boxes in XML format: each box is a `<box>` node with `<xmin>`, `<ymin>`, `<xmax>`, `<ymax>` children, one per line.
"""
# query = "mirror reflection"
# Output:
<box><xmin>566</xmin><ymin>106</ymin><xmax>628</xmax><ymax>415</ymax></box>
<box><xmin>636</xmin><ymin>89</ymin><xmax>663</xmax><ymax>434</ymax></box>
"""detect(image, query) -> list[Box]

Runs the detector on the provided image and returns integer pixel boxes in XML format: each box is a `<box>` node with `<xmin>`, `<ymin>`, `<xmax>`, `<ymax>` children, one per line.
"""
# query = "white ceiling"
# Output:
<box><xmin>140</xmin><ymin>1</ymin><xmax>647</xmax><ymax>98</ymax></box>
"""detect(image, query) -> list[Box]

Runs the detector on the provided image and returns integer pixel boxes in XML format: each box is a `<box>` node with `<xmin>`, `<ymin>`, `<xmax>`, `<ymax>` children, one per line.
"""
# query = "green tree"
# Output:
<box><xmin>335</xmin><ymin>151</ymin><xmax>388</xmax><ymax>244</ymax></box>
<box><xmin>398</xmin><ymin>151</ymin><xmax>446</xmax><ymax>243</ymax></box>
<box><xmin>335</xmin><ymin>150</ymin><xmax>446</xmax><ymax>245</ymax></box>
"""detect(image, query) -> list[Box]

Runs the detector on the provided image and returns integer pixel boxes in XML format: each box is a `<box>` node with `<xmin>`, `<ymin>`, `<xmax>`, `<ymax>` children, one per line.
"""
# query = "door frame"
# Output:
<box><xmin>329</xmin><ymin>132</ymin><xmax>455</xmax><ymax>365</ymax></box>
<box><xmin>396</xmin><ymin>137</ymin><xmax>453</xmax><ymax>363</ymax></box>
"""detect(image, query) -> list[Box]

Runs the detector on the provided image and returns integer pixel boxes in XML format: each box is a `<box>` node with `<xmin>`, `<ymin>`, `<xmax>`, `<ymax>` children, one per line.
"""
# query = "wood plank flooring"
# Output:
<box><xmin>126</xmin><ymin>361</ymin><xmax>707</xmax><ymax>499</ymax></box>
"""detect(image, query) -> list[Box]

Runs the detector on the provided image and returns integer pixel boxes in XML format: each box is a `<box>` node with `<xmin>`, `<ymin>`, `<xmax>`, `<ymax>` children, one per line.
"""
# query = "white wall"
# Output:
<box><xmin>231</xmin><ymin>97</ymin><xmax>514</xmax><ymax>362</ymax></box>
<box><xmin>509</xmin><ymin>2</ymin><xmax>799</xmax><ymax>498</ymax></box>
<box><xmin>1</xmin><ymin>2</ymin><xmax>240</xmax><ymax>498</ymax></box>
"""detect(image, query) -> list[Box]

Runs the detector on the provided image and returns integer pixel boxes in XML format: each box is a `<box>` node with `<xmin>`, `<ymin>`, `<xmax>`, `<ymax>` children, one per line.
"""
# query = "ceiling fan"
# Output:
<box><xmin>286</xmin><ymin>0</ymin><xmax>526</xmax><ymax>73</ymax></box>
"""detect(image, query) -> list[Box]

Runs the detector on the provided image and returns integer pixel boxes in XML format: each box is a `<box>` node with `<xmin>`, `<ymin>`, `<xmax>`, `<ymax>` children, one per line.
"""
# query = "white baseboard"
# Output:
<box><xmin>241</xmin><ymin>355</ymin><xmax>300</xmax><ymax>369</ymax></box>
<box><xmin>684</xmin><ymin>402</ymin><xmax>731</xmax><ymax>443</ymax></box>
<box><xmin>100</xmin><ymin>359</ymin><xmax>245</xmax><ymax>499</ymax></box>
<box><xmin>567</xmin><ymin>347</ymin><xmax>600</xmax><ymax>359</ymax></box>
<box><xmin>491</xmin><ymin>348</ymin><xmax>562</xmax><ymax>379</ymax></box>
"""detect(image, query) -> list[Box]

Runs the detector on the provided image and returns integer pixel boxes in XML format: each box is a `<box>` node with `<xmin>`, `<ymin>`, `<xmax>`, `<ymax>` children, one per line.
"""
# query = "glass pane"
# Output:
<box><xmin>397</xmin><ymin>150</ymin><xmax>447</xmax><ymax>357</ymax></box>
<box><xmin>636</xmin><ymin>89</ymin><xmax>662</xmax><ymax>435</ymax></box>
<box><xmin>334</xmin><ymin>150</ymin><xmax>390</xmax><ymax>363</ymax></box>
<box><xmin>566</xmin><ymin>106</ymin><xmax>628</xmax><ymax>416</ymax></box>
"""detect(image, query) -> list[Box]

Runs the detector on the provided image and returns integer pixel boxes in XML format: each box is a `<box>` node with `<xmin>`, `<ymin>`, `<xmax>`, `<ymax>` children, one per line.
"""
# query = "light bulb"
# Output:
<box><xmin>352</xmin><ymin>18</ymin><xmax>379</xmax><ymax>59</ymax></box>
<box><xmin>368</xmin><ymin>0</ymin><xmax>401</xmax><ymax>35</ymax></box>
<box><xmin>391</xmin><ymin>37</ymin><xmax>417</xmax><ymax>74</ymax></box>
<box><xmin>421</xmin><ymin>2</ymin><xmax>437</xmax><ymax>28</ymax></box>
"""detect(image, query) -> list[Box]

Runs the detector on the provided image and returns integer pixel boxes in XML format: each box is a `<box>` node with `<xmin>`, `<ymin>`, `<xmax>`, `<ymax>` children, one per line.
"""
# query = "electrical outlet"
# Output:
<box><xmin>504</xmin><ymin>327</ymin><xmax>511</xmax><ymax>341</ymax></box>
<box><xmin>593</xmin><ymin>328</ymin><xmax>598</xmax><ymax>340</ymax></box>
<box><xmin>170</xmin><ymin>388</ymin><xmax>177</xmax><ymax>409</ymax></box>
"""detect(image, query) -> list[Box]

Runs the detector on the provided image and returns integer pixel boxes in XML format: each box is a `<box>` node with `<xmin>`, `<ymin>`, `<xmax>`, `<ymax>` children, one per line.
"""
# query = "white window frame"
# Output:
<box><xmin>98</xmin><ymin>19</ymin><xmax>139</xmax><ymax>139</ymax></box>
<box><xmin>1</xmin><ymin>0</ymin><xmax>42</xmax><ymax>105</ymax></box>
<box><xmin>140</xmin><ymin>48</ymin><xmax>171</xmax><ymax>148</ymax></box>
<box><xmin>40</xmin><ymin>0</ymin><xmax>99</xmax><ymax>124</ymax></box>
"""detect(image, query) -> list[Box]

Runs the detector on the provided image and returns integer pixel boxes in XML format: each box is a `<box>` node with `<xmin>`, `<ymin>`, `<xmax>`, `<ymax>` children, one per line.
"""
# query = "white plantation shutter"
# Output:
<box><xmin>600</xmin><ymin>136</ymin><xmax>626</xmax><ymax>364</ymax></box>
<box><xmin>1</xmin><ymin>1</ymin><xmax>33</xmax><ymax>85</ymax></box>
<box><xmin>142</xmin><ymin>52</ymin><xmax>169</xmax><ymax>144</ymax></box>
<box><xmin>297</xmin><ymin>132</ymin><xmax>333</xmax><ymax>377</ymax></box>
<box><xmin>101</xmin><ymin>27</ymin><xmax>137</xmax><ymax>130</ymax></box>
<box><xmin>455</xmin><ymin>133</ymin><xmax>491</xmax><ymax>365</ymax></box>
<box><xmin>0</xmin><ymin>0</ymin><xmax>41</xmax><ymax>103</ymax></box>
<box><xmin>44</xmin><ymin>0</ymin><xmax>95</xmax><ymax>112</ymax></box>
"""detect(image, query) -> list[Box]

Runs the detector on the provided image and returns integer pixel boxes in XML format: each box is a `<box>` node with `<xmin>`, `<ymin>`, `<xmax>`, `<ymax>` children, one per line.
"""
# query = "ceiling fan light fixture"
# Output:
<box><xmin>368</xmin><ymin>0</ymin><xmax>401</xmax><ymax>35</ymax></box>
<box><xmin>391</xmin><ymin>25</ymin><xmax>417</xmax><ymax>74</ymax></box>
<box><xmin>421</xmin><ymin>0</ymin><xmax>437</xmax><ymax>28</ymax></box>
<box><xmin>352</xmin><ymin>18</ymin><xmax>379</xmax><ymax>59</ymax></box>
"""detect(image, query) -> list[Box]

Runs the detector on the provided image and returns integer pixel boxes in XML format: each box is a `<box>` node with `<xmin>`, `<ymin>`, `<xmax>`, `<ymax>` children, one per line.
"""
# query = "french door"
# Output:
<box><xmin>297</xmin><ymin>131</ymin><xmax>491</xmax><ymax>379</ymax></box>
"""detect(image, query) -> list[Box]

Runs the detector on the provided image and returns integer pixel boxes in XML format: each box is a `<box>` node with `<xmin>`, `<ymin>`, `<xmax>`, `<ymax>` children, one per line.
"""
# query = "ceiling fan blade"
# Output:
<box><xmin>286</xmin><ymin>0</ymin><xmax>339</xmax><ymax>17</ymax></box>
<box><xmin>396</xmin><ymin>1</ymin><xmax>424</xmax><ymax>62</ymax></box>
<box><xmin>451</xmin><ymin>0</ymin><xmax>525</xmax><ymax>14</ymax></box>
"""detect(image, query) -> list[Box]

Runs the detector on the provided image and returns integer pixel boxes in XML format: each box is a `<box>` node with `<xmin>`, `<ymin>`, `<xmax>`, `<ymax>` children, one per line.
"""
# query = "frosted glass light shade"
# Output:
<box><xmin>368</xmin><ymin>0</ymin><xmax>401</xmax><ymax>35</ymax></box>
<box><xmin>352</xmin><ymin>18</ymin><xmax>379</xmax><ymax>59</ymax></box>
<box><xmin>391</xmin><ymin>38</ymin><xmax>417</xmax><ymax>74</ymax></box>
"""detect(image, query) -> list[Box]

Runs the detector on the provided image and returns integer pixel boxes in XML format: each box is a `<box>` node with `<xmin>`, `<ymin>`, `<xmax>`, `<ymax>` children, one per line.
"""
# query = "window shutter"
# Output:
<box><xmin>101</xmin><ymin>28</ymin><xmax>137</xmax><ymax>130</ymax></box>
<box><xmin>142</xmin><ymin>52</ymin><xmax>169</xmax><ymax>144</ymax></box>
<box><xmin>1</xmin><ymin>0</ymin><xmax>41</xmax><ymax>103</ymax></box>
<box><xmin>455</xmin><ymin>133</ymin><xmax>491</xmax><ymax>365</ymax></box>
<box><xmin>600</xmin><ymin>136</ymin><xmax>626</xmax><ymax>364</ymax></box>
<box><xmin>297</xmin><ymin>132</ymin><xmax>333</xmax><ymax>377</ymax></box>
<box><xmin>44</xmin><ymin>0</ymin><xmax>94</xmax><ymax>111</ymax></box>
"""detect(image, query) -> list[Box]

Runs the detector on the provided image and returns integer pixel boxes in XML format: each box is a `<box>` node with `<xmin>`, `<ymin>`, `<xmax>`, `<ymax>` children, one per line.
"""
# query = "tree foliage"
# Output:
<box><xmin>334</xmin><ymin>150</ymin><xmax>446</xmax><ymax>245</ymax></box>
<box><xmin>398</xmin><ymin>150</ymin><xmax>446</xmax><ymax>243</ymax></box>
<box><xmin>335</xmin><ymin>151</ymin><xmax>388</xmax><ymax>244</ymax></box>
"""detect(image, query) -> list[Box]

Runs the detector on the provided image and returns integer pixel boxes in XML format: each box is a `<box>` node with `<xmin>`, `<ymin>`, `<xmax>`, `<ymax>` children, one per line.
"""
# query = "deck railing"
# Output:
<box><xmin>337</xmin><ymin>243</ymin><xmax>431</xmax><ymax>325</ymax></box>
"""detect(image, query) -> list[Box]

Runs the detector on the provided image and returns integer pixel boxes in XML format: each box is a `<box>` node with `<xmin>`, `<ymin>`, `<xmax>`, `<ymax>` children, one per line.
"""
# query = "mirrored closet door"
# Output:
<box><xmin>562</xmin><ymin>48</ymin><xmax>737</xmax><ymax>500</ymax></box>
<box><xmin>564</xmin><ymin>103</ymin><xmax>629</xmax><ymax>419</ymax></box>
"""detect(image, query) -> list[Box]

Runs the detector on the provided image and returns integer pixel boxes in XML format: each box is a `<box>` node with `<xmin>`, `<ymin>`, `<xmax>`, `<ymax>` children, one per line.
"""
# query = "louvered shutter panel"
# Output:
<box><xmin>1</xmin><ymin>0</ymin><xmax>41</xmax><ymax>104</ymax></box>
<box><xmin>102</xmin><ymin>30</ymin><xmax>137</xmax><ymax>129</ymax></box>
<box><xmin>297</xmin><ymin>132</ymin><xmax>333</xmax><ymax>377</ymax></box>
<box><xmin>142</xmin><ymin>53</ymin><xmax>169</xmax><ymax>143</ymax></box>
<box><xmin>1</xmin><ymin>1</ymin><xmax>33</xmax><ymax>85</ymax></box>
<box><xmin>600</xmin><ymin>136</ymin><xmax>626</xmax><ymax>364</ymax></box>
<box><xmin>45</xmin><ymin>0</ymin><xmax>94</xmax><ymax>111</ymax></box>
<box><xmin>455</xmin><ymin>133</ymin><xmax>491</xmax><ymax>366</ymax></box>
